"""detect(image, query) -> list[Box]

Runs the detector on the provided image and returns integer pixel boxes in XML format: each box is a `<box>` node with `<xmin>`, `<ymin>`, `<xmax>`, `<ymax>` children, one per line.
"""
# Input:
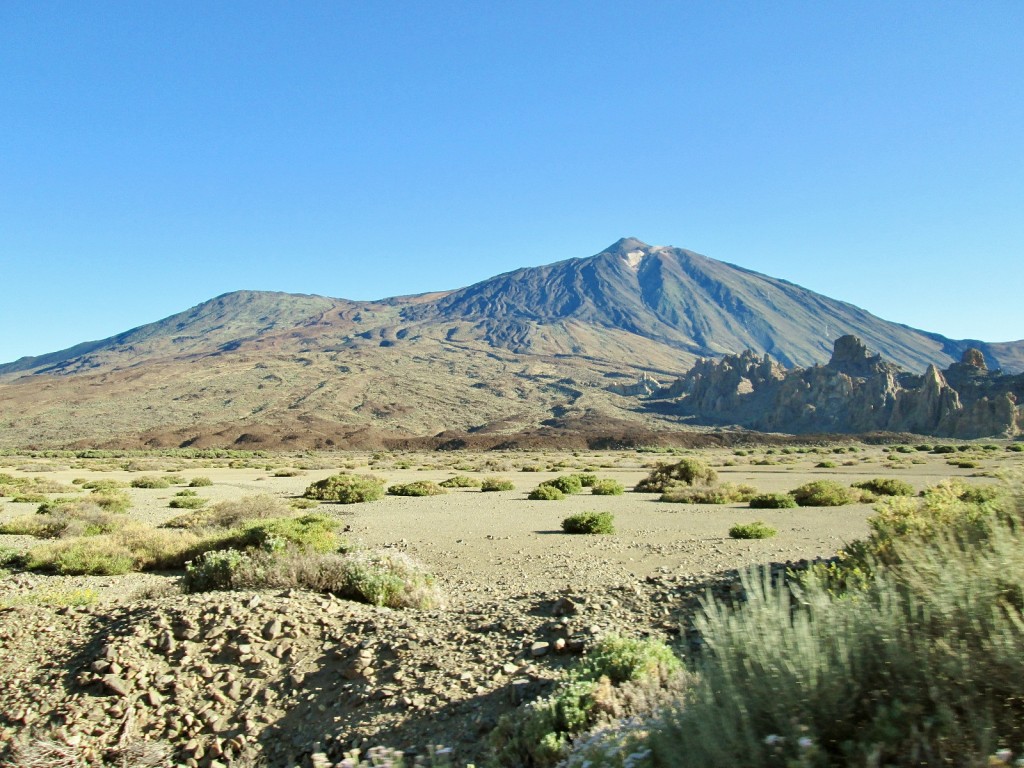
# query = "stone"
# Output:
<box><xmin>102</xmin><ymin>675</ymin><xmax>131</xmax><ymax>697</ymax></box>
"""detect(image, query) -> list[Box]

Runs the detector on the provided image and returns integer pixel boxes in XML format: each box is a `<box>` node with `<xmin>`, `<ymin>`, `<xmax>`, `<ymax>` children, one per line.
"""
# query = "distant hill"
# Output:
<box><xmin>1</xmin><ymin>239</ymin><xmax>1021</xmax><ymax>448</ymax></box>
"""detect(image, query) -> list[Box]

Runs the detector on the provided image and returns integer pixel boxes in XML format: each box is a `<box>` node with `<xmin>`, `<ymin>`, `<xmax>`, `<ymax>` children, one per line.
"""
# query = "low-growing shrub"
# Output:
<box><xmin>233</xmin><ymin>514</ymin><xmax>343</xmax><ymax>554</ymax></box>
<box><xmin>728</xmin><ymin>521</ymin><xmax>778</xmax><ymax>539</ymax></box>
<box><xmin>749</xmin><ymin>492</ymin><xmax>798</xmax><ymax>509</ymax></box>
<box><xmin>169</xmin><ymin>496</ymin><xmax>207</xmax><ymax>509</ymax></box>
<box><xmin>438</xmin><ymin>475</ymin><xmax>481</xmax><ymax>488</ymax></box>
<box><xmin>815</xmin><ymin>460</ymin><xmax>837</xmax><ymax>468</ymax></box>
<box><xmin>574</xmin><ymin>473</ymin><xmax>598</xmax><ymax>487</ymax></box>
<box><xmin>481</xmin><ymin>477</ymin><xmax>515</xmax><ymax>492</ymax></box>
<box><xmin>635</xmin><ymin>458</ymin><xmax>718</xmax><ymax>492</ymax></box>
<box><xmin>271</xmin><ymin>468</ymin><xmax>304</xmax><ymax>477</ymax></box>
<box><xmin>852</xmin><ymin>477</ymin><xmax>915</xmax><ymax>497</ymax></box>
<box><xmin>163</xmin><ymin>494</ymin><xmax>290</xmax><ymax>529</ymax></box>
<box><xmin>80</xmin><ymin>479</ymin><xmax>127</xmax><ymax>491</ymax></box>
<box><xmin>540</xmin><ymin>475</ymin><xmax>584</xmax><ymax>495</ymax></box>
<box><xmin>660</xmin><ymin>483</ymin><xmax>757</xmax><ymax>505</ymax></box>
<box><xmin>387</xmin><ymin>481</ymin><xmax>447</xmax><ymax>497</ymax></box>
<box><xmin>304</xmin><ymin>473</ymin><xmax>385</xmax><ymax>503</ymax></box>
<box><xmin>130</xmin><ymin>476</ymin><xmax>171</xmax><ymax>489</ymax></box>
<box><xmin>790</xmin><ymin>480</ymin><xmax>856</xmax><ymax>507</ymax></box>
<box><xmin>489</xmin><ymin>635</ymin><xmax>686</xmax><ymax>767</ymax></box>
<box><xmin>188</xmin><ymin>476</ymin><xmax>214</xmax><ymax>487</ymax></box>
<box><xmin>562</xmin><ymin>511</ymin><xmax>614</xmax><ymax>534</ymax></box>
<box><xmin>529</xmin><ymin>485</ymin><xmax>565</xmax><ymax>501</ymax></box>
<box><xmin>28</xmin><ymin>538</ymin><xmax>135</xmax><ymax>575</ymax></box>
<box><xmin>590</xmin><ymin>479</ymin><xmax>624</xmax><ymax>496</ymax></box>
<box><xmin>183</xmin><ymin>546</ymin><xmax>442</xmax><ymax>609</ymax></box>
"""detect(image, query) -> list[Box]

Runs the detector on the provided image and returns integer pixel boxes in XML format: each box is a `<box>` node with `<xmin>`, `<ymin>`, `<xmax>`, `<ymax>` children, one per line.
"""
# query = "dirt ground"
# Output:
<box><xmin>1</xmin><ymin>443</ymin><xmax>1020</xmax><ymax>765</ymax></box>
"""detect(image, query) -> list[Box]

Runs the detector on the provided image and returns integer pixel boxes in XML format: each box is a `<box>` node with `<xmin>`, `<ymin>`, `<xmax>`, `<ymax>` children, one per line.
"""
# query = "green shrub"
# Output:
<box><xmin>130</xmin><ymin>476</ymin><xmax>170</xmax><ymax>489</ymax></box>
<box><xmin>271</xmin><ymin>468</ymin><xmax>303</xmax><ymax>477</ymax></box>
<box><xmin>169</xmin><ymin>496</ymin><xmax>207</xmax><ymax>509</ymax></box>
<box><xmin>789</xmin><ymin>480</ymin><xmax>856</xmax><ymax>507</ymax></box>
<box><xmin>635</xmin><ymin>459</ymin><xmax>718</xmax><ymax>492</ymax></box>
<box><xmin>182</xmin><ymin>549</ymin><xmax>249</xmax><ymax>592</ymax></box>
<box><xmin>931</xmin><ymin>444</ymin><xmax>957</xmax><ymax>454</ymax></box>
<box><xmin>574</xmin><ymin>473</ymin><xmax>598</xmax><ymax>487</ymax></box>
<box><xmin>541</xmin><ymin>475</ymin><xmax>584</xmax><ymax>495</ymax></box>
<box><xmin>748</xmin><ymin>492</ymin><xmax>797</xmax><ymax>509</ymax></box>
<box><xmin>562</xmin><ymin>511</ymin><xmax>614</xmax><ymax>534</ymax></box>
<box><xmin>175</xmin><ymin>489</ymin><xmax>197</xmax><ymax>497</ymax></box>
<box><xmin>1007</xmin><ymin>444</ymin><xmax>1023</xmax><ymax>452</ymax></box>
<box><xmin>188</xmin><ymin>476</ymin><xmax>214</xmax><ymax>487</ymax></box>
<box><xmin>489</xmin><ymin>635</ymin><xmax>685</xmax><ymax>767</ymax></box>
<box><xmin>304</xmin><ymin>473</ymin><xmax>385</xmax><ymax>503</ymax></box>
<box><xmin>387</xmin><ymin>480</ymin><xmax>447</xmax><ymax>497</ymax></box>
<box><xmin>183</xmin><ymin>546</ymin><xmax>441</xmax><ymax>609</ymax></box>
<box><xmin>660</xmin><ymin>482</ymin><xmax>757</xmax><ymax>505</ymax></box>
<box><xmin>81</xmin><ymin>479</ymin><xmax>127</xmax><ymax>491</ymax></box>
<box><xmin>28</xmin><ymin>538</ymin><xmax>135</xmax><ymax>575</ymax></box>
<box><xmin>851</xmin><ymin>477</ymin><xmax>915</xmax><ymax>497</ymax></box>
<box><xmin>481</xmin><ymin>477</ymin><xmax>515</xmax><ymax>492</ymax></box>
<box><xmin>815</xmin><ymin>460</ymin><xmax>837</xmax><ymax>468</ymax></box>
<box><xmin>234</xmin><ymin>514</ymin><xmax>342</xmax><ymax>554</ymax></box>
<box><xmin>728</xmin><ymin>521</ymin><xmax>777</xmax><ymax>539</ymax></box>
<box><xmin>163</xmin><ymin>494</ymin><xmax>290</xmax><ymax>529</ymax></box>
<box><xmin>162</xmin><ymin>474</ymin><xmax>185</xmax><ymax>485</ymax></box>
<box><xmin>624</xmin><ymin>487</ymin><xmax>1024</xmax><ymax>768</ymax></box>
<box><xmin>438</xmin><ymin>475</ymin><xmax>481</xmax><ymax>488</ymax></box>
<box><xmin>590</xmin><ymin>479</ymin><xmax>624</xmax><ymax>496</ymax></box>
<box><xmin>529</xmin><ymin>485</ymin><xmax>565</xmax><ymax>501</ymax></box>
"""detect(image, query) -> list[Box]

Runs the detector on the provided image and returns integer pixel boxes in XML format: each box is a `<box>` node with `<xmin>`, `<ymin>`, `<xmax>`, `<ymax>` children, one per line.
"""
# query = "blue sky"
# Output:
<box><xmin>2</xmin><ymin>1</ymin><xmax>1022</xmax><ymax>364</ymax></box>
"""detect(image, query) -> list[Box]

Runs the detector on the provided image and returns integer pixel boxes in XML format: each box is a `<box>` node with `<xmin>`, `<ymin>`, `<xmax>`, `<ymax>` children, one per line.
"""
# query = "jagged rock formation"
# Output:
<box><xmin>642</xmin><ymin>337</ymin><xmax>1024</xmax><ymax>438</ymax></box>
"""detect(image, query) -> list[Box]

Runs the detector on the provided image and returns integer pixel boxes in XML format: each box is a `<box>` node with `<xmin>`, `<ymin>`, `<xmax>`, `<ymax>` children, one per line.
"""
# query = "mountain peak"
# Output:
<box><xmin>602</xmin><ymin>237</ymin><xmax>651</xmax><ymax>255</ymax></box>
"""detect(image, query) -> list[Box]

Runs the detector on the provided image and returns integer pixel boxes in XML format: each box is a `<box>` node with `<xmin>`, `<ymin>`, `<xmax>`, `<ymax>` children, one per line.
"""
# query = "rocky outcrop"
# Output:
<box><xmin>640</xmin><ymin>336</ymin><xmax>1023</xmax><ymax>438</ymax></box>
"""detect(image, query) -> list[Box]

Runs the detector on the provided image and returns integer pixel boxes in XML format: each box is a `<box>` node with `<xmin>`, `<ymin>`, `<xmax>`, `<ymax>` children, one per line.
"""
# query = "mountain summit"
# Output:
<box><xmin>1</xmin><ymin>239</ymin><xmax>1021</xmax><ymax>448</ymax></box>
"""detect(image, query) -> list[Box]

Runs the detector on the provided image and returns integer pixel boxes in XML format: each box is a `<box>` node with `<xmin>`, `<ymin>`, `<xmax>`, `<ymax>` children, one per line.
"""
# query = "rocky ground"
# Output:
<box><xmin>1</xmin><ymin>446</ymin><xmax>1019</xmax><ymax>767</ymax></box>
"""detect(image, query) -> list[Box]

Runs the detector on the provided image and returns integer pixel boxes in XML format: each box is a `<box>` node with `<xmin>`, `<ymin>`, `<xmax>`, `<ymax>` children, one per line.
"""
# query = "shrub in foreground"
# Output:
<box><xmin>489</xmin><ymin>635</ymin><xmax>686</xmax><ymax>767</ymax></box>
<box><xmin>168</xmin><ymin>496</ymin><xmax>206</xmax><ymax>509</ymax></box>
<box><xmin>562</xmin><ymin>511</ymin><xmax>614</xmax><ymax>535</ymax></box>
<box><xmin>635</xmin><ymin>459</ymin><xmax>718</xmax><ymax>493</ymax></box>
<box><xmin>304</xmin><ymin>473</ymin><xmax>386</xmax><ymax>504</ymax></box>
<box><xmin>163</xmin><ymin>494</ymin><xmax>290</xmax><ymax>529</ymax></box>
<box><xmin>183</xmin><ymin>547</ymin><xmax>442</xmax><ymax>609</ymax></box>
<box><xmin>728</xmin><ymin>521</ymin><xmax>777</xmax><ymax>539</ymax></box>
<box><xmin>564</xmin><ymin>478</ymin><xmax>1024</xmax><ymax>768</ymax></box>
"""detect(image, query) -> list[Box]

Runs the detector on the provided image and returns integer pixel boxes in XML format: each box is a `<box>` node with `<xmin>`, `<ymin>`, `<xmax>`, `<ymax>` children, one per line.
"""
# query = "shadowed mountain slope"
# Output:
<box><xmin>1</xmin><ymin>239</ymin><xmax>1021</xmax><ymax>448</ymax></box>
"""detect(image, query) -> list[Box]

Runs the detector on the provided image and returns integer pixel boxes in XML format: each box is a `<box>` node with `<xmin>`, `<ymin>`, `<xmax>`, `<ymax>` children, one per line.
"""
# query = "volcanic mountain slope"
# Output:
<box><xmin>1</xmin><ymin>239</ymin><xmax>1021</xmax><ymax>448</ymax></box>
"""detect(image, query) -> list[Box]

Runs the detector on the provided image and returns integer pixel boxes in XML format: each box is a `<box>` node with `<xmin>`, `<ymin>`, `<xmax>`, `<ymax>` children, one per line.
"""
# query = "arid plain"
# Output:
<box><xmin>1</xmin><ymin>442</ymin><xmax>1021</xmax><ymax>765</ymax></box>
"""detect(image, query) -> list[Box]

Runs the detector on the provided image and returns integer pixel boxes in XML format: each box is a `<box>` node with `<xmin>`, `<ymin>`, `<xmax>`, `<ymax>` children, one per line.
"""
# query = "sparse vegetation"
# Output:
<box><xmin>438</xmin><ymin>475</ymin><xmax>482</xmax><ymax>488</ymax></box>
<box><xmin>748</xmin><ymin>492</ymin><xmax>798</xmax><ymax>509</ymax></box>
<box><xmin>130</xmin><ymin>475</ymin><xmax>171</xmax><ymax>489</ymax></box>
<box><xmin>188</xmin><ymin>476</ymin><xmax>214</xmax><ymax>487</ymax></box>
<box><xmin>634</xmin><ymin>459</ymin><xmax>718</xmax><ymax>493</ymax></box>
<box><xmin>529</xmin><ymin>484</ymin><xmax>565</xmax><ymax>501</ymax></box>
<box><xmin>562</xmin><ymin>511</ymin><xmax>614</xmax><ymax>534</ymax></box>
<box><xmin>851</xmin><ymin>477</ymin><xmax>915</xmax><ymax>497</ymax></box>
<box><xmin>387</xmin><ymin>480</ymin><xmax>447</xmax><ymax>497</ymax></box>
<box><xmin>659</xmin><ymin>482</ymin><xmax>757</xmax><ymax>504</ymax></box>
<box><xmin>590</xmin><ymin>479</ymin><xmax>624</xmax><ymax>496</ymax></box>
<box><xmin>481</xmin><ymin>477</ymin><xmax>515</xmax><ymax>492</ymax></box>
<box><xmin>303</xmin><ymin>473</ymin><xmax>386</xmax><ymax>503</ymax></box>
<box><xmin>489</xmin><ymin>635</ymin><xmax>685</xmax><ymax>767</ymax></box>
<box><xmin>539</xmin><ymin>475</ymin><xmax>584</xmax><ymax>495</ymax></box>
<box><xmin>789</xmin><ymin>480</ymin><xmax>856</xmax><ymax>507</ymax></box>
<box><xmin>168</xmin><ymin>496</ymin><xmax>207</xmax><ymax>509</ymax></box>
<box><xmin>728</xmin><ymin>521</ymin><xmax>777</xmax><ymax>539</ymax></box>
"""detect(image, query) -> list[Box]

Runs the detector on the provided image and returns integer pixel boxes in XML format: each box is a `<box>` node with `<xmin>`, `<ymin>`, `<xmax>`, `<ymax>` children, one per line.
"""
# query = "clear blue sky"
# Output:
<box><xmin>2</xmin><ymin>1</ymin><xmax>1022</xmax><ymax>364</ymax></box>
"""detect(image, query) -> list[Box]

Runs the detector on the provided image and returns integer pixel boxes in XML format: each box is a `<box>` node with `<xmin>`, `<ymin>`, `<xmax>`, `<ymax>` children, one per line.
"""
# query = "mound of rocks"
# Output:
<box><xmin>0</xmin><ymin>566</ymin><xmax>760</xmax><ymax>767</ymax></box>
